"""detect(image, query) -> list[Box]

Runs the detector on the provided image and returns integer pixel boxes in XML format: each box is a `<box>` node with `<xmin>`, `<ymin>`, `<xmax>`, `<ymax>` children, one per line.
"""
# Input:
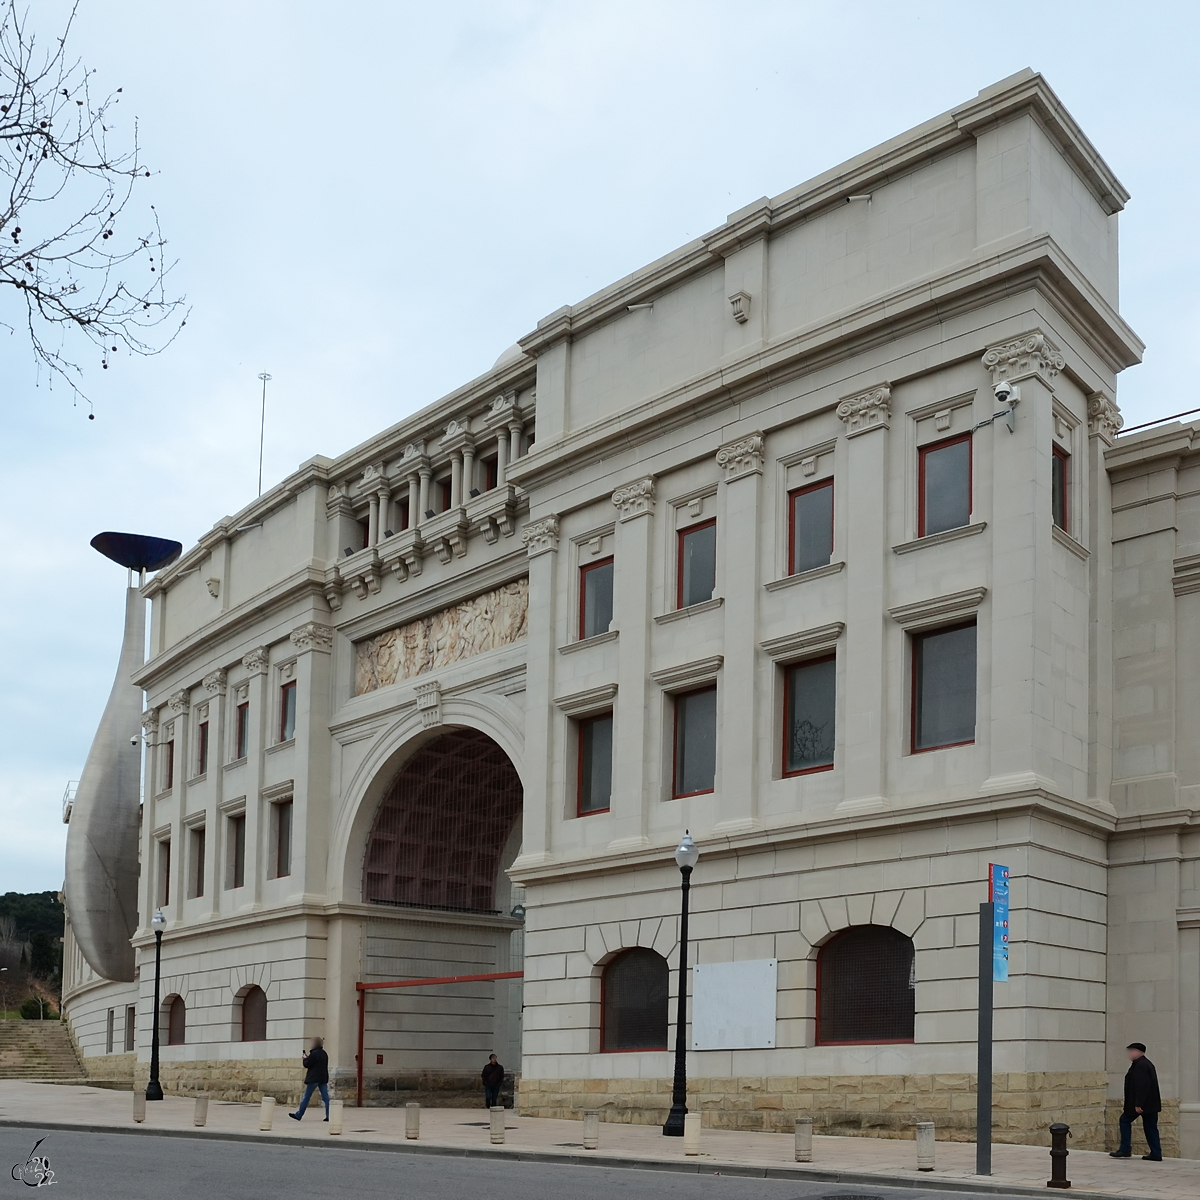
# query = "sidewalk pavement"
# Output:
<box><xmin>0</xmin><ymin>1080</ymin><xmax>1194</xmax><ymax>1200</ymax></box>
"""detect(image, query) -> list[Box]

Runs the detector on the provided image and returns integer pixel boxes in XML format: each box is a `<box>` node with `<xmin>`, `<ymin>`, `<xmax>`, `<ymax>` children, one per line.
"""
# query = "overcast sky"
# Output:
<box><xmin>2</xmin><ymin>0</ymin><xmax>1197</xmax><ymax>892</ymax></box>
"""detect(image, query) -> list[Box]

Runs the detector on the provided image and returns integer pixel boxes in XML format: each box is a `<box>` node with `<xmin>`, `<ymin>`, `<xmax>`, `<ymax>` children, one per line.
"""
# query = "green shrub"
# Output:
<box><xmin>20</xmin><ymin>996</ymin><xmax>50</xmax><ymax>1019</ymax></box>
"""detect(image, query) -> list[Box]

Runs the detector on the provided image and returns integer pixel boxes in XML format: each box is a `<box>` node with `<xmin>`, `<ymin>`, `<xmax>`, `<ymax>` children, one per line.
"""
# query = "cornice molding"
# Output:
<box><xmin>650</xmin><ymin>655</ymin><xmax>724</xmax><ymax>692</ymax></box>
<box><xmin>1174</xmin><ymin>554</ymin><xmax>1200</xmax><ymax>598</ymax></box>
<box><xmin>553</xmin><ymin>682</ymin><xmax>618</xmax><ymax>717</ymax></box>
<box><xmin>759</xmin><ymin>621</ymin><xmax>844</xmax><ymax>663</ymax></box>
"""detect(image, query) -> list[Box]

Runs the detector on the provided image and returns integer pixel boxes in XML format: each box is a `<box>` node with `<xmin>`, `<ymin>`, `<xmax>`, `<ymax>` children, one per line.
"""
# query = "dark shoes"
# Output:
<box><xmin>1109</xmin><ymin>1151</ymin><xmax>1131</xmax><ymax>1158</ymax></box>
<box><xmin>288</xmin><ymin>1112</ymin><xmax>301</xmax><ymax>1121</ymax></box>
<box><xmin>323</xmin><ymin>1117</ymin><xmax>329</xmax><ymax>1122</ymax></box>
<box><xmin>1142</xmin><ymin>1155</ymin><xmax>1162</xmax><ymax>1161</ymax></box>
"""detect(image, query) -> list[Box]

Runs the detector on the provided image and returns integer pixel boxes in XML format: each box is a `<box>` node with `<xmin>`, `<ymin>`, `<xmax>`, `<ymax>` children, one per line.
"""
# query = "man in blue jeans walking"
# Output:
<box><xmin>1110</xmin><ymin>1043</ymin><xmax>1162</xmax><ymax>1161</ymax></box>
<box><xmin>288</xmin><ymin>1037</ymin><xmax>330</xmax><ymax>1122</ymax></box>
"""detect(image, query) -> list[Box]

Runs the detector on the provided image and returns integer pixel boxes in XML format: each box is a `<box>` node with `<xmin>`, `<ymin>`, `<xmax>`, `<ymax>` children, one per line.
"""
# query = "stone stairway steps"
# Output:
<box><xmin>0</xmin><ymin>1021</ymin><xmax>84</xmax><ymax>1080</ymax></box>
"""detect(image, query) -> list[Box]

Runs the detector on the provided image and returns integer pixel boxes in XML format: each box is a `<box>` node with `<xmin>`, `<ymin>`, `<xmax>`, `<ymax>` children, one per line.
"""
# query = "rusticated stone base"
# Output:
<box><xmin>1104</xmin><ymin>1099</ymin><xmax>1180</xmax><ymax>1160</ymax></box>
<box><xmin>355</xmin><ymin>1069</ymin><xmax>515</xmax><ymax>1109</ymax></box>
<box><xmin>519</xmin><ymin>1073</ymin><xmax>1137</xmax><ymax>1152</ymax></box>
<box><xmin>126</xmin><ymin>1059</ymin><xmax>334</xmax><ymax>1105</ymax></box>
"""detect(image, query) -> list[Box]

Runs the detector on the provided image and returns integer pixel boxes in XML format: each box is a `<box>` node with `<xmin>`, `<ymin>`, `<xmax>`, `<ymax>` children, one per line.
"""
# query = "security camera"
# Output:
<box><xmin>130</xmin><ymin>735</ymin><xmax>140</xmax><ymax>747</ymax></box>
<box><xmin>993</xmin><ymin>380</ymin><xmax>1020</xmax><ymax>405</ymax></box>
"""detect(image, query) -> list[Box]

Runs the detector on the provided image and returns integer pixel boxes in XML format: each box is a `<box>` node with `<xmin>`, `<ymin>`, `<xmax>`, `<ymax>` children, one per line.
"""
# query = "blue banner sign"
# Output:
<box><xmin>990</xmin><ymin>863</ymin><xmax>1010</xmax><ymax>983</ymax></box>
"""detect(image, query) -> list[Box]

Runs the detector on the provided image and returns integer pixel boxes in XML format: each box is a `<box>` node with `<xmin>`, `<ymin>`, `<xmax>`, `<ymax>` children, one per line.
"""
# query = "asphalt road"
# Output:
<box><xmin>0</xmin><ymin>1127</ymin><xmax>1036</xmax><ymax>1200</ymax></box>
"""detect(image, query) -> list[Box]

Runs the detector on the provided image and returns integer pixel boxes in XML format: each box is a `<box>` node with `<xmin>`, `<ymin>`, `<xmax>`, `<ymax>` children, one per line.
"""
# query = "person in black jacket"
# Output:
<box><xmin>1110</xmin><ymin>1043</ymin><xmax>1162</xmax><ymax>1160</ymax></box>
<box><xmin>481</xmin><ymin>1054</ymin><xmax>504</xmax><ymax>1108</ymax></box>
<box><xmin>289</xmin><ymin>1037</ymin><xmax>330</xmax><ymax>1122</ymax></box>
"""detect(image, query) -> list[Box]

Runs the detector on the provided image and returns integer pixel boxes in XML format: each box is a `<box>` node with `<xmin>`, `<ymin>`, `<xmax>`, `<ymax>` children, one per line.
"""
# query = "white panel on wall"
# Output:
<box><xmin>692</xmin><ymin>958</ymin><xmax>777</xmax><ymax>1050</ymax></box>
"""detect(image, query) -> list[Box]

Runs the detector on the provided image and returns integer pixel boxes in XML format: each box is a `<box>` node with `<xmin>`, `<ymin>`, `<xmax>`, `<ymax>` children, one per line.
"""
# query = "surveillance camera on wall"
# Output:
<box><xmin>130</xmin><ymin>736</ymin><xmax>139</xmax><ymax>747</ymax></box>
<box><xmin>993</xmin><ymin>380</ymin><xmax>1020</xmax><ymax>405</ymax></box>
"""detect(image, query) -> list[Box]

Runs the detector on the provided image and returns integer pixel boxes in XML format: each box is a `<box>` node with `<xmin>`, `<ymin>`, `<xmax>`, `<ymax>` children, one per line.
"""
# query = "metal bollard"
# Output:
<box><xmin>259</xmin><ymin>1095</ymin><xmax>275</xmax><ymax>1131</ymax></box>
<box><xmin>329</xmin><ymin>1098</ymin><xmax>344</xmax><ymax>1135</ymax></box>
<box><xmin>683</xmin><ymin>1112</ymin><xmax>702</xmax><ymax>1156</ymax></box>
<box><xmin>405</xmin><ymin>1102</ymin><xmax>420</xmax><ymax>1140</ymax></box>
<box><xmin>582</xmin><ymin>1110</ymin><xmax>600</xmax><ymax>1150</ymax></box>
<box><xmin>489</xmin><ymin>1105</ymin><xmax>505</xmax><ymax>1144</ymax></box>
<box><xmin>795</xmin><ymin>1116</ymin><xmax>813</xmax><ymax>1162</ymax></box>
<box><xmin>1047</xmin><ymin>1122</ymin><xmax>1071</xmax><ymax>1189</ymax></box>
<box><xmin>916</xmin><ymin>1121</ymin><xmax>935</xmax><ymax>1171</ymax></box>
<box><xmin>193</xmin><ymin>1095</ymin><xmax>209</xmax><ymax>1127</ymax></box>
<box><xmin>132</xmin><ymin>1091</ymin><xmax>146</xmax><ymax>1123</ymax></box>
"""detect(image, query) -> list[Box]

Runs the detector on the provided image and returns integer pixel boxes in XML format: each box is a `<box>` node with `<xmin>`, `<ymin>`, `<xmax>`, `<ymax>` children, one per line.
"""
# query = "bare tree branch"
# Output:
<box><xmin>0</xmin><ymin>0</ymin><xmax>186</xmax><ymax>401</ymax></box>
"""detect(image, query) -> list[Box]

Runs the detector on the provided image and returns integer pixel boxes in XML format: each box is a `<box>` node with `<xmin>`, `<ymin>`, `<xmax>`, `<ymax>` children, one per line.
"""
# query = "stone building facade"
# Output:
<box><xmin>61</xmin><ymin>69</ymin><xmax>1200</xmax><ymax>1156</ymax></box>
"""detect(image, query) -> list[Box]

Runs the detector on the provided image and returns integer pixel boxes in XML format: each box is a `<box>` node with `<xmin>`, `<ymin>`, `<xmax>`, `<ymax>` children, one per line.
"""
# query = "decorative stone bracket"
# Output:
<box><xmin>611</xmin><ymin>477</ymin><xmax>655</xmax><ymax>522</ymax></box>
<box><xmin>728</xmin><ymin>290</ymin><xmax>751</xmax><ymax>324</ymax></box>
<box><xmin>981</xmin><ymin>330</ymin><xmax>1065</xmax><ymax>385</ymax></box>
<box><xmin>837</xmin><ymin>384</ymin><xmax>891</xmax><ymax>437</ymax></box>
<box><xmin>522</xmin><ymin>514</ymin><xmax>560</xmax><ymax>557</ymax></box>
<box><xmin>716</xmin><ymin>432</ymin><xmax>765</xmax><ymax>481</ymax></box>
<box><xmin>415</xmin><ymin>679</ymin><xmax>442</xmax><ymax>729</ymax></box>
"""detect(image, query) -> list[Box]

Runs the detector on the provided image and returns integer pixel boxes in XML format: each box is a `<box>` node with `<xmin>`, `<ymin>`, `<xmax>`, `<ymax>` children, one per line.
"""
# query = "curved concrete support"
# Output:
<box><xmin>64</xmin><ymin>586</ymin><xmax>145</xmax><ymax>981</ymax></box>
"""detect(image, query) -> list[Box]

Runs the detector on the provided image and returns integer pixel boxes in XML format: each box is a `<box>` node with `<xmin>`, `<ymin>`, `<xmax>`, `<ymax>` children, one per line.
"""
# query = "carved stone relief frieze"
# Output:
<box><xmin>354</xmin><ymin>578</ymin><xmax>529</xmax><ymax>695</ymax></box>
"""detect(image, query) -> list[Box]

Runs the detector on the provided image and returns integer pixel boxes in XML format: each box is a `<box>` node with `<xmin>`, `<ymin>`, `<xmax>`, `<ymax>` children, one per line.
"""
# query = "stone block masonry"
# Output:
<box><xmin>518</xmin><ymin>1073</ymin><xmax>1141</xmax><ymax>1152</ymax></box>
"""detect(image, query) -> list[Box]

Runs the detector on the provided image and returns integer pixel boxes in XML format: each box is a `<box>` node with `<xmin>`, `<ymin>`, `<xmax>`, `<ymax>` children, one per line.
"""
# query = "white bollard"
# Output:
<box><xmin>582</xmin><ymin>1110</ymin><xmax>600</xmax><ymax>1150</ymax></box>
<box><xmin>405</xmin><ymin>1102</ymin><xmax>420</xmax><ymax>1140</ymax></box>
<box><xmin>683</xmin><ymin>1112</ymin><xmax>702</xmax><ymax>1156</ymax></box>
<box><xmin>193</xmin><ymin>1095</ymin><xmax>209</xmax><ymax>1127</ymax></box>
<box><xmin>329</xmin><ymin>1098</ymin><xmax>344</xmax><ymax>1135</ymax></box>
<box><xmin>259</xmin><ymin>1095</ymin><xmax>275</xmax><ymax>1130</ymax></box>
<box><xmin>132</xmin><ymin>1091</ymin><xmax>146</xmax><ymax>1123</ymax></box>
<box><xmin>795</xmin><ymin>1116</ymin><xmax>813</xmax><ymax>1163</ymax></box>
<box><xmin>916</xmin><ymin>1121</ymin><xmax>936</xmax><ymax>1171</ymax></box>
<box><xmin>489</xmin><ymin>1105</ymin><xmax>505</xmax><ymax>1144</ymax></box>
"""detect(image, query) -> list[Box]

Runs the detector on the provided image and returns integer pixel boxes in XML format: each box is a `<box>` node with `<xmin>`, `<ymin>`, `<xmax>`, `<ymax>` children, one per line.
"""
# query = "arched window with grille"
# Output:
<box><xmin>241</xmin><ymin>985</ymin><xmax>267</xmax><ymax>1042</ymax></box>
<box><xmin>166</xmin><ymin>995</ymin><xmax>186</xmax><ymax>1046</ymax></box>
<box><xmin>817</xmin><ymin>925</ymin><xmax>915</xmax><ymax>1044</ymax></box>
<box><xmin>601</xmin><ymin>948</ymin><xmax>669</xmax><ymax>1052</ymax></box>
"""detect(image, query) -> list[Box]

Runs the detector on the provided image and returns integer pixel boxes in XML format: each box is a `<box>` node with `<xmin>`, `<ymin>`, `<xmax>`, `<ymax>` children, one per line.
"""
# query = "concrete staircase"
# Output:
<box><xmin>0</xmin><ymin>1020</ymin><xmax>84</xmax><ymax>1080</ymax></box>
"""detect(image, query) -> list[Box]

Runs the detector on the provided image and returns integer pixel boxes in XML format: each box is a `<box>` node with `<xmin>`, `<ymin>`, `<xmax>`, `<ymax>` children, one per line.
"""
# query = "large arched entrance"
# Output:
<box><xmin>358</xmin><ymin>727</ymin><xmax>524</xmax><ymax>1105</ymax></box>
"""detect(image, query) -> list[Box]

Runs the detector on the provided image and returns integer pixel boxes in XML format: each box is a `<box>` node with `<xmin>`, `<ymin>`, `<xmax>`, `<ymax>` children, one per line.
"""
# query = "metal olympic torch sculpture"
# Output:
<box><xmin>64</xmin><ymin>532</ymin><xmax>181</xmax><ymax>981</ymax></box>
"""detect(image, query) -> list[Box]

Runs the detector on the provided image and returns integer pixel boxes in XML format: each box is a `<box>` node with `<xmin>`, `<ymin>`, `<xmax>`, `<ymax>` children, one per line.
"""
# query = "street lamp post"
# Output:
<box><xmin>146</xmin><ymin>909</ymin><xmax>166</xmax><ymax>1101</ymax></box>
<box><xmin>663</xmin><ymin>832</ymin><xmax>699</xmax><ymax>1137</ymax></box>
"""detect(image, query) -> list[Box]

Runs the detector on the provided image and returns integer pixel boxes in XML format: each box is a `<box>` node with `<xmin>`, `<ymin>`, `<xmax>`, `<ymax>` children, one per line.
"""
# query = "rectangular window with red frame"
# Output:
<box><xmin>158</xmin><ymin>839</ymin><xmax>171</xmax><ymax>906</ymax></box>
<box><xmin>579</xmin><ymin>557</ymin><xmax>614</xmax><ymax>640</ymax></box>
<box><xmin>672</xmin><ymin>685</ymin><xmax>717</xmax><ymax>797</ymax></box>
<box><xmin>273</xmin><ymin>799</ymin><xmax>293</xmax><ymax>878</ymax></box>
<box><xmin>164</xmin><ymin>740</ymin><xmax>175</xmax><ymax>791</ymax></box>
<box><xmin>235</xmin><ymin>702</ymin><xmax>249</xmax><ymax>761</ymax></box>
<box><xmin>483</xmin><ymin>457</ymin><xmax>498</xmax><ymax>491</ymax></box>
<box><xmin>439</xmin><ymin>479</ymin><xmax>453</xmax><ymax>512</ymax></box>
<box><xmin>577</xmin><ymin>712</ymin><xmax>613</xmax><ymax>815</ymax></box>
<box><xmin>396</xmin><ymin>494</ymin><xmax>410</xmax><ymax>531</ymax></box>
<box><xmin>918</xmin><ymin>433</ymin><xmax>972</xmax><ymax>537</ymax></box>
<box><xmin>1052</xmin><ymin>445</ymin><xmax>1069</xmax><ymax>531</ymax></box>
<box><xmin>279</xmin><ymin>681</ymin><xmax>297</xmax><ymax>742</ymax></box>
<box><xmin>911</xmin><ymin>622</ymin><xmax>977</xmax><ymax>752</ymax></box>
<box><xmin>783</xmin><ymin>655</ymin><xmax>836</xmax><ymax>775</ymax></box>
<box><xmin>677</xmin><ymin>520</ymin><xmax>716</xmax><ymax>609</ymax></box>
<box><xmin>196</xmin><ymin>721</ymin><xmax>209</xmax><ymax>776</ymax></box>
<box><xmin>789</xmin><ymin>480</ymin><xmax>834</xmax><ymax>575</ymax></box>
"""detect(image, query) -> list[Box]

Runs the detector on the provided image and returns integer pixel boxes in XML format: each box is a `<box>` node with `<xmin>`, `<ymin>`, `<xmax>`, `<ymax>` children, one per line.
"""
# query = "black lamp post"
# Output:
<box><xmin>662</xmin><ymin>832</ymin><xmax>699</xmax><ymax>1137</ymax></box>
<box><xmin>145</xmin><ymin>908</ymin><xmax>166</xmax><ymax>1101</ymax></box>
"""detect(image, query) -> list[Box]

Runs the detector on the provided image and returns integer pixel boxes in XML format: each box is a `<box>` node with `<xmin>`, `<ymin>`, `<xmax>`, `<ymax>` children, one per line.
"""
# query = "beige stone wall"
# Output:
<box><xmin>126</xmin><ymin>1058</ymin><xmax>332</xmax><ymax>1104</ymax></box>
<box><xmin>520</xmin><ymin>1072</ymin><xmax>1123</xmax><ymax>1151</ymax></box>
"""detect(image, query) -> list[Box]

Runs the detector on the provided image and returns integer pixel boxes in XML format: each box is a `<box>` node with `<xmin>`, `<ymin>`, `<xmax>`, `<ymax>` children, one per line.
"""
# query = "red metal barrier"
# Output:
<box><xmin>355</xmin><ymin>971</ymin><xmax>524</xmax><ymax>1107</ymax></box>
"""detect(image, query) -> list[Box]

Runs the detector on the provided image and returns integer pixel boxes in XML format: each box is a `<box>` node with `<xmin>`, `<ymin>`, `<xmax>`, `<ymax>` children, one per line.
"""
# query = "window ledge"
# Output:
<box><xmin>654</xmin><ymin>596</ymin><xmax>723</xmax><ymax>625</ymax></box>
<box><xmin>559</xmin><ymin>629</ymin><xmax>619</xmax><ymax>655</ymax></box>
<box><xmin>764</xmin><ymin>561</ymin><xmax>844</xmax><ymax>592</ymax></box>
<box><xmin>892</xmin><ymin>521</ymin><xmax>987</xmax><ymax>555</ymax></box>
<box><xmin>188</xmin><ymin>772</ymin><xmax>208</xmax><ymax>785</ymax></box>
<box><xmin>223</xmin><ymin>758</ymin><xmax>248</xmax><ymax>772</ymax></box>
<box><xmin>650</xmin><ymin>655</ymin><xmax>723</xmax><ymax>692</ymax></box>
<box><xmin>553</xmin><ymin>683</ymin><xmax>618</xmax><ymax>717</ymax></box>
<box><xmin>1052</xmin><ymin>524</ymin><xmax>1089</xmax><ymax>559</ymax></box>
<box><xmin>265</xmin><ymin>738</ymin><xmax>295</xmax><ymax>756</ymax></box>
<box><xmin>154</xmin><ymin>788</ymin><xmax>173</xmax><ymax>800</ymax></box>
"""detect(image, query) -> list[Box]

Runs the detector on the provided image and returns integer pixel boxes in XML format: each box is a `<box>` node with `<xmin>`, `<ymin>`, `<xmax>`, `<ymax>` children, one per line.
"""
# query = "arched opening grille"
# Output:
<box><xmin>817</xmin><ymin>925</ymin><xmax>915</xmax><ymax>1044</ymax></box>
<box><xmin>602</xmin><ymin>948</ymin><xmax>669</xmax><ymax>1051</ymax></box>
<box><xmin>363</xmin><ymin>728</ymin><xmax>522</xmax><ymax>914</ymax></box>
<box><xmin>241</xmin><ymin>985</ymin><xmax>267</xmax><ymax>1041</ymax></box>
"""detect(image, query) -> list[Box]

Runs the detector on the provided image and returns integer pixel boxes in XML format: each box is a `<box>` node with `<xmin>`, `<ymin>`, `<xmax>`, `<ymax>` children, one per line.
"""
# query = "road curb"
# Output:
<box><xmin>0</xmin><ymin>1116</ymin><xmax>1163</xmax><ymax>1200</ymax></box>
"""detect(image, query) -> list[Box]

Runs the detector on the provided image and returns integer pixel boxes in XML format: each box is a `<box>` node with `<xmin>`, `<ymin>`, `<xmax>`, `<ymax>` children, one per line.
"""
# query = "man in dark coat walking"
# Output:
<box><xmin>481</xmin><ymin>1054</ymin><xmax>504</xmax><ymax>1108</ymax></box>
<box><xmin>1110</xmin><ymin>1043</ymin><xmax>1162</xmax><ymax>1160</ymax></box>
<box><xmin>289</xmin><ymin>1036</ymin><xmax>331</xmax><ymax>1121</ymax></box>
